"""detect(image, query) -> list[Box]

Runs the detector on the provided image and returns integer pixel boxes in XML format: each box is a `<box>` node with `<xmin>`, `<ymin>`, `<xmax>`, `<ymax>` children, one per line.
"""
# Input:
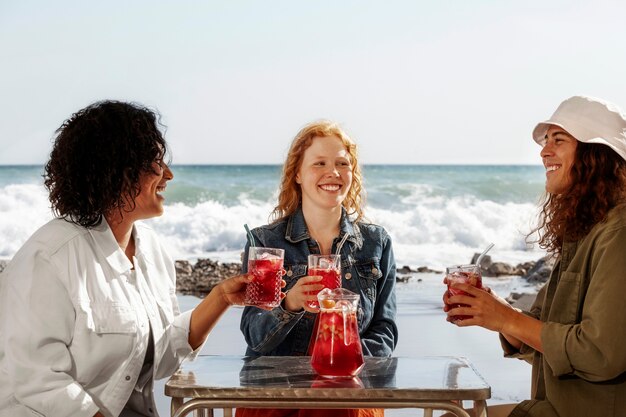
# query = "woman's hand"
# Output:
<box><xmin>217</xmin><ymin>274</ymin><xmax>286</xmax><ymax>310</ymax></box>
<box><xmin>284</xmin><ymin>275</ymin><xmax>324</xmax><ymax>313</ymax></box>
<box><xmin>445</xmin><ymin>283</ymin><xmax>516</xmax><ymax>332</ymax></box>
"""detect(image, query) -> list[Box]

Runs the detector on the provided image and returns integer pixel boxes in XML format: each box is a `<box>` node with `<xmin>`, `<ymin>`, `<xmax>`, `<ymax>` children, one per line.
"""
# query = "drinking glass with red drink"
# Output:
<box><xmin>245</xmin><ymin>247</ymin><xmax>284</xmax><ymax>308</ymax></box>
<box><xmin>306</xmin><ymin>254</ymin><xmax>341</xmax><ymax>309</ymax></box>
<box><xmin>310</xmin><ymin>288</ymin><xmax>364</xmax><ymax>379</ymax></box>
<box><xmin>445</xmin><ymin>264</ymin><xmax>484</xmax><ymax>322</ymax></box>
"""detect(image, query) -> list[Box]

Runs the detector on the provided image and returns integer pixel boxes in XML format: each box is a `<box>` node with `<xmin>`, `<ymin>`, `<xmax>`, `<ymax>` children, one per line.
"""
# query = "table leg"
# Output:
<box><xmin>473</xmin><ymin>400</ymin><xmax>487</xmax><ymax>417</ymax></box>
<box><xmin>224</xmin><ymin>408</ymin><xmax>233</xmax><ymax>417</ymax></box>
<box><xmin>171</xmin><ymin>397</ymin><xmax>183</xmax><ymax>417</ymax></box>
<box><xmin>424</xmin><ymin>408</ymin><xmax>434</xmax><ymax>417</ymax></box>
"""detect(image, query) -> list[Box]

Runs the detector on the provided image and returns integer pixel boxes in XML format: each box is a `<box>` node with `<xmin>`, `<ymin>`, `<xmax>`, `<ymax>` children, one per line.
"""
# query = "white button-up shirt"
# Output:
<box><xmin>0</xmin><ymin>218</ymin><xmax>200</xmax><ymax>417</ymax></box>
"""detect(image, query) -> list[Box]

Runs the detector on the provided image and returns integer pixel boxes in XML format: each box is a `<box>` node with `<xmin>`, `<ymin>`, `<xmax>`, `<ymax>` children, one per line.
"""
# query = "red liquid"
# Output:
<box><xmin>307</xmin><ymin>268</ymin><xmax>341</xmax><ymax>309</ymax></box>
<box><xmin>447</xmin><ymin>271</ymin><xmax>483</xmax><ymax>321</ymax></box>
<box><xmin>310</xmin><ymin>310</ymin><xmax>364</xmax><ymax>378</ymax></box>
<box><xmin>245</xmin><ymin>258</ymin><xmax>283</xmax><ymax>308</ymax></box>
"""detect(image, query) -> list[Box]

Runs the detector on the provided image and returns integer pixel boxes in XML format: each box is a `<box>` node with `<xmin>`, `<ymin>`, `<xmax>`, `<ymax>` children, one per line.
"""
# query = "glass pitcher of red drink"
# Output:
<box><xmin>310</xmin><ymin>288</ymin><xmax>364</xmax><ymax>379</ymax></box>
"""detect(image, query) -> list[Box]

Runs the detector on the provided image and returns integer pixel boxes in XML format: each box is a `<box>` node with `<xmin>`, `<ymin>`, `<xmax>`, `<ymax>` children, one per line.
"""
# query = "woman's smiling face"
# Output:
<box><xmin>540</xmin><ymin>125</ymin><xmax>578</xmax><ymax>195</ymax></box>
<box><xmin>296</xmin><ymin>135</ymin><xmax>353</xmax><ymax>211</ymax></box>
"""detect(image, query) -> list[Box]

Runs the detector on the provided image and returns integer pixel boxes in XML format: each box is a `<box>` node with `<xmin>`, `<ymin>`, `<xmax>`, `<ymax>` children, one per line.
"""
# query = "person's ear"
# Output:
<box><xmin>295</xmin><ymin>174</ymin><xmax>301</xmax><ymax>184</ymax></box>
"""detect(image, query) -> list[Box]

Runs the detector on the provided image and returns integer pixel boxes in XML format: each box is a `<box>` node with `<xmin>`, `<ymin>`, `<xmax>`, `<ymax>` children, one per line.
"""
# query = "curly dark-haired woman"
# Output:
<box><xmin>444</xmin><ymin>96</ymin><xmax>626</xmax><ymax>417</ymax></box>
<box><xmin>0</xmin><ymin>101</ymin><xmax>255</xmax><ymax>417</ymax></box>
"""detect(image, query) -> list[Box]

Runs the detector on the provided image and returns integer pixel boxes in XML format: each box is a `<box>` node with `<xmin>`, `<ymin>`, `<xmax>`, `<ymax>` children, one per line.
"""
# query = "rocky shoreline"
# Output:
<box><xmin>174</xmin><ymin>254</ymin><xmax>555</xmax><ymax>298</ymax></box>
<box><xmin>0</xmin><ymin>255</ymin><xmax>553</xmax><ymax>310</ymax></box>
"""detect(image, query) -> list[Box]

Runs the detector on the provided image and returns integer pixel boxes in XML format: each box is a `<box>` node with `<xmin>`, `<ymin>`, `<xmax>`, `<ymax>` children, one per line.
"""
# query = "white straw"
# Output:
<box><xmin>335</xmin><ymin>233</ymin><xmax>350</xmax><ymax>255</ymax></box>
<box><xmin>476</xmin><ymin>242</ymin><xmax>495</xmax><ymax>266</ymax></box>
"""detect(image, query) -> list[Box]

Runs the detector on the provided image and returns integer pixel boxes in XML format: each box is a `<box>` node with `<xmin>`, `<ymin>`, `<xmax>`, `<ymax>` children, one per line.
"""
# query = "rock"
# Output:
<box><xmin>485</xmin><ymin>262</ymin><xmax>525</xmax><ymax>277</ymax></box>
<box><xmin>507</xmin><ymin>293</ymin><xmax>538</xmax><ymax>311</ymax></box>
<box><xmin>469</xmin><ymin>253</ymin><xmax>527</xmax><ymax>277</ymax></box>
<box><xmin>523</xmin><ymin>256</ymin><xmax>555</xmax><ymax>284</ymax></box>
<box><xmin>471</xmin><ymin>253</ymin><xmax>492</xmax><ymax>270</ymax></box>
<box><xmin>396</xmin><ymin>275</ymin><xmax>411</xmax><ymax>283</ymax></box>
<box><xmin>175</xmin><ymin>260</ymin><xmax>193</xmax><ymax>277</ymax></box>
<box><xmin>416</xmin><ymin>266</ymin><xmax>443</xmax><ymax>274</ymax></box>
<box><xmin>176</xmin><ymin>258</ymin><xmax>242</xmax><ymax>297</ymax></box>
<box><xmin>397</xmin><ymin>265</ymin><xmax>413</xmax><ymax>274</ymax></box>
<box><xmin>0</xmin><ymin>260</ymin><xmax>6</xmax><ymax>274</ymax></box>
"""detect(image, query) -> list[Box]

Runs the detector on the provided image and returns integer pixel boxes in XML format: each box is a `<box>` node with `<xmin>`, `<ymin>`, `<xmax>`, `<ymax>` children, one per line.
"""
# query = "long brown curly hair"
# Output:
<box><xmin>531</xmin><ymin>142</ymin><xmax>626</xmax><ymax>254</ymax></box>
<box><xmin>271</xmin><ymin>120</ymin><xmax>365</xmax><ymax>223</ymax></box>
<box><xmin>44</xmin><ymin>100</ymin><xmax>168</xmax><ymax>228</ymax></box>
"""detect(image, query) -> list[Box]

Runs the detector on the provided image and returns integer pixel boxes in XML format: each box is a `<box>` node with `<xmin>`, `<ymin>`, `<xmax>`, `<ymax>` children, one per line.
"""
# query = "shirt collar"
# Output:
<box><xmin>285</xmin><ymin>206</ymin><xmax>363</xmax><ymax>249</ymax></box>
<box><xmin>88</xmin><ymin>219</ymin><xmax>134</xmax><ymax>275</ymax></box>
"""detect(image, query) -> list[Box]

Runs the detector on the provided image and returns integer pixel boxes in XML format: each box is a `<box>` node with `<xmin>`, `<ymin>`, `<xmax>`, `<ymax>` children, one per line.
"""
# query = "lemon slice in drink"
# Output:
<box><xmin>320</xmin><ymin>299</ymin><xmax>336</xmax><ymax>309</ymax></box>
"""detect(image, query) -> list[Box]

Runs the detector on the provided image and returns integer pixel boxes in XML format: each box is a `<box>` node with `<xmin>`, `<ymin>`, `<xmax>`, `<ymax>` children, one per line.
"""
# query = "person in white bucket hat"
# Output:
<box><xmin>443</xmin><ymin>96</ymin><xmax>626</xmax><ymax>417</ymax></box>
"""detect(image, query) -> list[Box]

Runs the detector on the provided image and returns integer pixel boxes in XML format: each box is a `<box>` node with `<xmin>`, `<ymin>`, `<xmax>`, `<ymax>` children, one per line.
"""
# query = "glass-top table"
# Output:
<box><xmin>165</xmin><ymin>355</ymin><xmax>490</xmax><ymax>417</ymax></box>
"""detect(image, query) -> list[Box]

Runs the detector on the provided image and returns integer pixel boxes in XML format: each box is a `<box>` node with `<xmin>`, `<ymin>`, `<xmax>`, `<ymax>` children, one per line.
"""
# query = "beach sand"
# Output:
<box><xmin>155</xmin><ymin>273</ymin><xmax>534</xmax><ymax>416</ymax></box>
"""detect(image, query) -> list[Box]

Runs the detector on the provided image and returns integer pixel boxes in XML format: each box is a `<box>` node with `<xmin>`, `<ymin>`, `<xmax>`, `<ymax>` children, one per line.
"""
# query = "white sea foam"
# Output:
<box><xmin>0</xmin><ymin>184</ymin><xmax>52</xmax><ymax>257</ymax></box>
<box><xmin>1</xmin><ymin>180</ymin><xmax>546</xmax><ymax>268</ymax></box>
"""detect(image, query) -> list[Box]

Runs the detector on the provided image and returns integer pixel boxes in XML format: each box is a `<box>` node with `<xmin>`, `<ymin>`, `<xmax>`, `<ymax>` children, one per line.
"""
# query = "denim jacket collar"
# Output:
<box><xmin>285</xmin><ymin>207</ymin><xmax>363</xmax><ymax>249</ymax></box>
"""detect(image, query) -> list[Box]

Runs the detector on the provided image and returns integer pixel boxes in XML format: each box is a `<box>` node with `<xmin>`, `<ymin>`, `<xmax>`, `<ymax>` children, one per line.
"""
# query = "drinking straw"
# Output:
<box><xmin>335</xmin><ymin>233</ymin><xmax>350</xmax><ymax>255</ymax></box>
<box><xmin>244</xmin><ymin>224</ymin><xmax>256</xmax><ymax>247</ymax></box>
<box><xmin>475</xmin><ymin>242</ymin><xmax>495</xmax><ymax>266</ymax></box>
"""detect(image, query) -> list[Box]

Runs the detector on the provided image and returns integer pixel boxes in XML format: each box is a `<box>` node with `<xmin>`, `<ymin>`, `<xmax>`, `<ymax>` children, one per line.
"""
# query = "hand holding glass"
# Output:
<box><xmin>306</xmin><ymin>254</ymin><xmax>341</xmax><ymax>308</ymax></box>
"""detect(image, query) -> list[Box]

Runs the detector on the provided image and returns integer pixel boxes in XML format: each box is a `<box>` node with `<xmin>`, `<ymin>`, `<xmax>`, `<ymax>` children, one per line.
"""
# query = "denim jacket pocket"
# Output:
<box><xmin>353</xmin><ymin>257</ymin><xmax>383</xmax><ymax>302</ymax></box>
<box><xmin>90</xmin><ymin>302</ymin><xmax>138</xmax><ymax>333</ymax></box>
<box><xmin>283</xmin><ymin>263</ymin><xmax>307</xmax><ymax>290</ymax></box>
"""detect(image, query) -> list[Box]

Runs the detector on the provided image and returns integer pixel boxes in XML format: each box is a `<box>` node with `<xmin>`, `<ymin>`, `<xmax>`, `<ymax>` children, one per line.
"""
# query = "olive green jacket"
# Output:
<box><xmin>502</xmin><ymin>204</ymin><xmax>626</xmax><ymax>417</ymax></box>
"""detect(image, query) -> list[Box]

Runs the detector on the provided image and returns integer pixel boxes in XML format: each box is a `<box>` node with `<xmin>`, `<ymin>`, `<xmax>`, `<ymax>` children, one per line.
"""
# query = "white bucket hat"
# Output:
<box><xmin>532</xmin><ymin>95</ymin><xmax>626</xmax><ymax>161</ymax></box>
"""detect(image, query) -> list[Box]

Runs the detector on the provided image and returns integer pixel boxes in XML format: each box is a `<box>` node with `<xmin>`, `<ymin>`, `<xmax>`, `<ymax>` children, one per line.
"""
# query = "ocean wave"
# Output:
<box><xmin>0</xmin><ymin>183</ymin><xmax>545</xmax><ymax>267</ymax></box>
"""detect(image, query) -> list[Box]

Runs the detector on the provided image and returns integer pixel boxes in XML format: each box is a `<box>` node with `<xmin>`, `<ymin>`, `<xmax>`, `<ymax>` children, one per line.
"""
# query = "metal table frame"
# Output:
<box><xmin>165</xmin><ymin>355</ymin><xmax>490</xmax><ymax>417</ymax></box>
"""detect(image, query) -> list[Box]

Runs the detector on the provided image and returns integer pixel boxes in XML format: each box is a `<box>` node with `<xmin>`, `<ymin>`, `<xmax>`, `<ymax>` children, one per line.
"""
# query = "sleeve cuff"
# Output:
<box><xmin>172</xmin><ymin>309</ymin><xmax>198</xmax><ymax>359</ymax></box>
<box><xmin>541</xmin><ymin>321</ymin><xmax>575</xmax><ymax>376</ymax></box>
<box><xmin>276</xmin><ymin>297</ymin><xmax>306</xmax><ymax>322</ymax></box>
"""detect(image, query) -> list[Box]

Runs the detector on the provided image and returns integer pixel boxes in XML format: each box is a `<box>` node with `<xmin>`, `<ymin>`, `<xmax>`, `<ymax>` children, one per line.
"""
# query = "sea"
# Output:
<box><xmin>1</xmin><ymin>164</ymin><xmax>542</xmax><ymax>414</ymax></box>
<box><xmin>0</xmin><ymin>164</ymin><xmax>547</xmax><ymax>269</ymax></box>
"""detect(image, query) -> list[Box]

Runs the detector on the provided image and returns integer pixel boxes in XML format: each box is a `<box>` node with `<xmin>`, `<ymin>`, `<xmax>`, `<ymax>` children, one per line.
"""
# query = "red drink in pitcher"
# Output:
<box><xmin>245</xmin><ymin>247</ymin><xmax>284</xmax><ymax>308</ymax></box>
<box><xmin>310</xmin><ymin>289</ymin><xmax>364</xmax><ymax>378</ymax></box>
<box><xmin>446</xmin><ymin>264</ymin><xmax>483</xmax><ymax>322</ymax></box>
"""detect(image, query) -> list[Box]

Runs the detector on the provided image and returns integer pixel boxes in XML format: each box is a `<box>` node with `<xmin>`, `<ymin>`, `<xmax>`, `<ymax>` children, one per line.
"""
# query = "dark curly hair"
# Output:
<box><xmin>531</xmin><ymin>142</ymin><xmax>626</xmax><ymax>254</ymax></box>
<box><xmin>43</xmin><ymin>100</ymin><xmax>168</xmax><ymax>228</ymax></box>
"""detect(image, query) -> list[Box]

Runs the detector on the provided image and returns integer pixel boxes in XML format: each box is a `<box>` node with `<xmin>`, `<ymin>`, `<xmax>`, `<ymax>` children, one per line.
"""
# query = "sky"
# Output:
<box><xmin>1</xmin><ymin>0</ymin><xmax>626</xmax><ymax>165</ymax></box>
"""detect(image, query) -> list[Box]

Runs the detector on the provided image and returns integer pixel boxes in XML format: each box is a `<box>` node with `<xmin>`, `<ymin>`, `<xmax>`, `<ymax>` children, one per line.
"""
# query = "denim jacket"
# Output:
<box><xmin>240</xmin><ymin>208</ymin><xmax>398</xmax><ymax>358</ymax></box>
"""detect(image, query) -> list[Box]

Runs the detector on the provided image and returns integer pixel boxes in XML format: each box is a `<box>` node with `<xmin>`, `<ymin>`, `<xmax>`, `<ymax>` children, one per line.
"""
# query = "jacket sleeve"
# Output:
<box><xmin>2</xmin><ymin>251</ymin><xmax>100</xmax><ymax>417</ymax></box>
<box><xmin>499</xmin><ymin>281</ymin><xmax>546</xmax><ymax>363</ymax></box>
<box><xmin>360</xmin><ymin>232</ymin><xmax>398</xmax><ymax>357</ymax></box>
<box><xmin>542</xmin><ymin>225</ymin><xmax>626</xmax><ymax>381</ymax></box>
<box><xmin>152</xmin><ymin>247</ymin><xmax>197</xmax><ymax>380</ymax></box>
<box><xmin>239</xmin><ymin>239</ymin><xmax>306</xmax><ymax>354</ymax></box>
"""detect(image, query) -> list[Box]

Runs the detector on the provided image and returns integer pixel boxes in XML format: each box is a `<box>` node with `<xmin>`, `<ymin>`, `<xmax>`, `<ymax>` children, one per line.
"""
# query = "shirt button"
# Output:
<box><xmin>125</xmin><ymin>376</ymin><xmax>131</xmax><ymax>381</ymax></box>
<box><xmin>371</xmin><ymin>267</ymin><xmax>378</xmax><ymax>274</ymax></box>
<box><xmin>345</xmin><ymin>273</ymin><xmax>352</xmax><ymax>280</ymax></box>
<box><xmin>286</xmin><ymin>270</ymin><xmax>293</xmax><ymax>277</ymax></box>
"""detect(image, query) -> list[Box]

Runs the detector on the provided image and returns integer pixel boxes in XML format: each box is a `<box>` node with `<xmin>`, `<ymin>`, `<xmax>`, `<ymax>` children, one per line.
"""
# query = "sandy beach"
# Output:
<box><xmin>154</xmin><ymin>273</ymin><xmax>535</xmax><ymax>416</ymax></box>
